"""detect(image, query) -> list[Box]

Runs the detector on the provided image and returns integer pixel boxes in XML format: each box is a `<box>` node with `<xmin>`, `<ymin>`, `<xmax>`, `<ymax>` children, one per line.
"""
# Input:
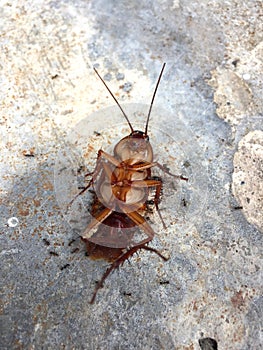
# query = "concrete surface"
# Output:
<box><xmin>1</xmin><ymin>1</ymin><xmax>262</xmax><ymax>349</ymax></box>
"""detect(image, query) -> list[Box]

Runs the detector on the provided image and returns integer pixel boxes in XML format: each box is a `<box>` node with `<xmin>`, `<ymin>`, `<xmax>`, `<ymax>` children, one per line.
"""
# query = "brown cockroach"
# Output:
<box><xmin>72</xmin><ymin>63</ymin><xmax>188</xmax><ymax>303</ymax></box>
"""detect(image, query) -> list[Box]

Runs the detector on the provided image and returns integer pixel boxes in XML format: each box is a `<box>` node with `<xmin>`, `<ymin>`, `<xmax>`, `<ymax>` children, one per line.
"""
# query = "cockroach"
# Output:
<box><xmin>71</xmin><ymin>63</ymin><xmax>188</xmax><ymax>303</ymax></box>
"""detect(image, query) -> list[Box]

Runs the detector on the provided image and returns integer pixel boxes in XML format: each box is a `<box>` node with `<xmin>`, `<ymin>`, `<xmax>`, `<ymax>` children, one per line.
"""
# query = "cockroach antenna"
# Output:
<box><xmin>93</xmin><ymin>67</ymin><xmax>134</xmax><ymax>133</ymax></box>
<box><xmin>144</xmin><ymin>63</ymin><xmax>166</xmax><ymax>135</ymax></box>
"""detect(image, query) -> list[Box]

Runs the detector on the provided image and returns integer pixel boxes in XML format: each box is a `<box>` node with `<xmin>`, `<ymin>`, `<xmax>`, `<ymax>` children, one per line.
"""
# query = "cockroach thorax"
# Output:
<box><xmin>114</xmin><ymin>130</ymin><xmax>153</xmax><ymax>163</ymax></box>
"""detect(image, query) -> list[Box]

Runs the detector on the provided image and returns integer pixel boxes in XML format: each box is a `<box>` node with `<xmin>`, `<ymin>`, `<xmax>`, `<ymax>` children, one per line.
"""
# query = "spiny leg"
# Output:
<box><xmin>121</xmin><ymin>205</ymin><xmax>156</xmax><ymax>246</ymax></box>
<box><xmin>82</xmin><ymin>206</ymin><xmax>112</xmax><ymax>240</ymax></box>
<box><xmin>129</xmin><ymin>177</ymin><xmax>167</xmax><ymax>229</ymax></box>
<box><xmin>68</xmin><ymin>159</ymin><xmax>101</xmax><ymax>208</ymax></box>
<box><xmin>146</xmin><ymin>176</ymin><xmax>166</xmax><ymax>229</ymax></box>
<box><xmin>89</xmin><ymin>242</ymin><xmax>168</xmax><ymax>304</ymax></box>
<box><xmin>140</xmin><ymin>244</ymin><xmax>169</xmax><ymax>261</ymax></box>
<box><xmin>68</xmin><ymin>149</ymin><xmax>120</xmax><ymax>208</ymax></box>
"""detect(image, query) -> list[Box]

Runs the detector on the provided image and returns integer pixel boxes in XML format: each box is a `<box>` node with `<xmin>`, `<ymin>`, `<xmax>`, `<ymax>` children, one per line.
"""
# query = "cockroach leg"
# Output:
<box><xmin>150</xmin><ymin>176</ymin><xmax>167</xmax><ymax>229</ymax></box>
<box><xmin>90</xmin><ymin>242</ymin><xmax>167</xmax><ymax>304</ymax></box>
<box><xmin>121</xmin><ymin>206</ymin><xmax>155</xmax><ymax>245</ymax></box>
<box><xmin>140</xmin><ymin>245</ymin><xmax>168</xmax><ymax>261</ymax></box>
<box><xmin>82</xmin><ymin>207</ymin><xmax>113</xmax><ymax>239</ymax></box>
<box><xmin>68</xmin><ymin>152</ymin><xmax>106</xmax><ymax>208</ymax></box>
<box><xmin>97</xmin><ymin>149</ymin><xmax>121</xmax><ymax>168</ymax></box>
<box><xmin>130</xmin><ymin>177</ymin><xmax>166</xmax><ymax>228</ymax></box>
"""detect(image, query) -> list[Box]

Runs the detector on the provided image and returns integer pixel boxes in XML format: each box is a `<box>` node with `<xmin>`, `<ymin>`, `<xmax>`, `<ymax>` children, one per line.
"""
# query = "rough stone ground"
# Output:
<box><xmin>1</xmin><ymin>1</ymin><xmax>262</xmax><ymax>349</ymax></box>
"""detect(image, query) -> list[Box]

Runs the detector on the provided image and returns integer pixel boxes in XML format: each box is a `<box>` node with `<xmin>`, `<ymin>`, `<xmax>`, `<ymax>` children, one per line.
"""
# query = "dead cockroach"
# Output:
<box><xmin>71</xmin><ymin>63</ymin><xmax>188</xmax><ymax>303</ymax></box>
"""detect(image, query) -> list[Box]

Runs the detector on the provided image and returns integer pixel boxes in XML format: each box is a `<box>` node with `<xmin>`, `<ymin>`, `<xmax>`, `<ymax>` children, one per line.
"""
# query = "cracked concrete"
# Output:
<box><xmin>1</xmin><ymin>1</ymin><xmax>262</xmax><ymax>349</ymax></box>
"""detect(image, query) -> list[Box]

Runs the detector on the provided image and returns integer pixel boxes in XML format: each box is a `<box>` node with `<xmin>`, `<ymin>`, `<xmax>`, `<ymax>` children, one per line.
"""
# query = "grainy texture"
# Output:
<box><xmin>232</xmin><ymin>130</ymin><xmax>263</xmax><ymax>232</ymax></box>
<box><xmin>1</xmin><ymin>1</ymin><xmax>262</xmax><ymax>349</ymax></box>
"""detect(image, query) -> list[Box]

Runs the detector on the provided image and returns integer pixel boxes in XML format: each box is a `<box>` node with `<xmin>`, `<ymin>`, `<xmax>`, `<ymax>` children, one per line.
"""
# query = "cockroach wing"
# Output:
<box><xmin>87</xmin><ymin>212</ymin><xmax>138</xmax><ymax>249</ymax></box>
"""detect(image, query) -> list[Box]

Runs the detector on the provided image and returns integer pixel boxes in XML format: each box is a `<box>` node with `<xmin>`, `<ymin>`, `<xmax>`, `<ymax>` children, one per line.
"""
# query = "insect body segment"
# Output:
<box><xmin>72</xmin><ymin>63</ymin><xmax>188</xmax><ymax>303</ymax></box>
<box><xmin>114</xmin><ymin>130</ymin><xmax>153</xmax><ymax>164</ymax></box>
<box><xmin>82</xmin><ymin>145</ymin><xmax>161</xmax><ymax>242</ymax></box>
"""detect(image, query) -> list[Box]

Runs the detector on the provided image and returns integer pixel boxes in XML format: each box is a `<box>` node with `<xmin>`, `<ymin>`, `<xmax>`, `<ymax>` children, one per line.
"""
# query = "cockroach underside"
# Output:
<box><xmin>69</xmin><ymin>63</ymin><xmax>188</xmax><ymax>303</ymax></box>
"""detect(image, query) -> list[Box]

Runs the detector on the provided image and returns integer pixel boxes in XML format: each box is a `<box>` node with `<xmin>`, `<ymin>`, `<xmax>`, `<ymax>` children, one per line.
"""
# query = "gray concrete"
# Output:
<box><xmin>1</xmin><ymin>1</ymin><xmax>262</xmax><ymax>349</ymax></box>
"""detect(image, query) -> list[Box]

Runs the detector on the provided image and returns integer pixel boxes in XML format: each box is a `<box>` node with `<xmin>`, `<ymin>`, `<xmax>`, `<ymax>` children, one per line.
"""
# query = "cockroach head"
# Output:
<box><xmin>130</xmin><ymin>130</ymin><xmax>149</xmax><ymax>141</ymax></box>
